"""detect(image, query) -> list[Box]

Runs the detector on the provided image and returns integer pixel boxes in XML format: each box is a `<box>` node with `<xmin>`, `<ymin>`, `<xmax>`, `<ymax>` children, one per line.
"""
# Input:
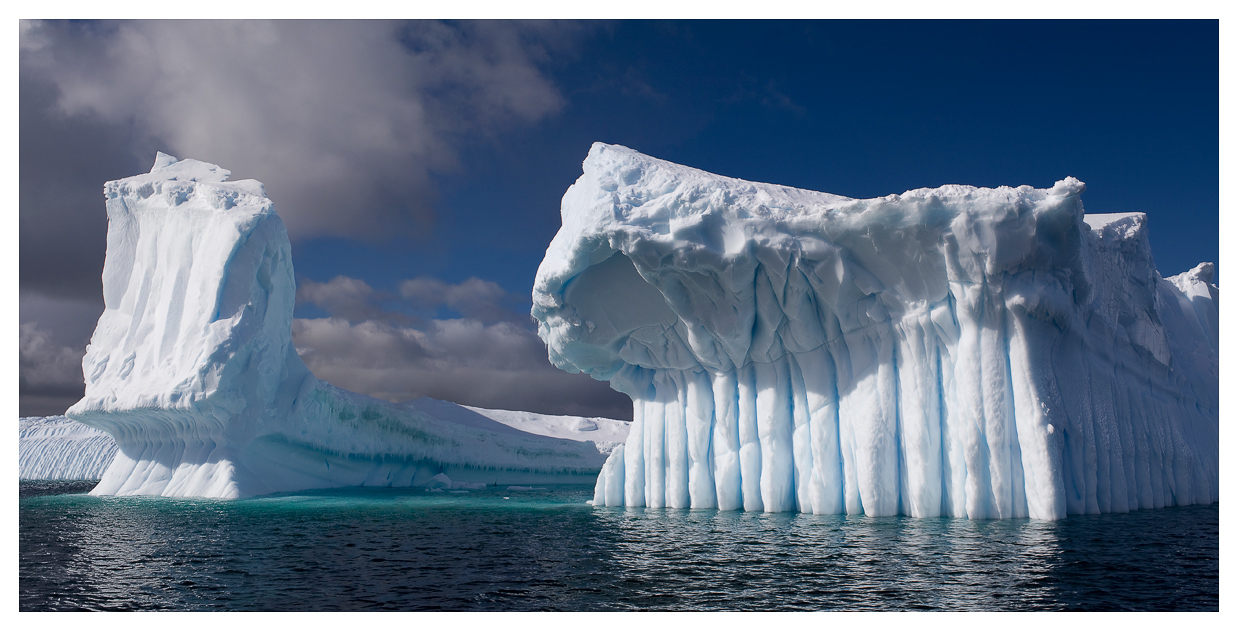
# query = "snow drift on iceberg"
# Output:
<box><xmin>65</xmin><ymin>153</ymin><xmax>627</xmax><ymax>498</ymax></box>
<box><xmin>532</xmin><ymin>143</ymin><xmax>1218</xmax><ymax>520</ymax></box>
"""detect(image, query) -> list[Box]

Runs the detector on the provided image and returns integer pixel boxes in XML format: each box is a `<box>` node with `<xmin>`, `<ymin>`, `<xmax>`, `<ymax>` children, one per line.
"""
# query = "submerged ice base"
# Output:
<box><xmin>532</xmin><ymin>143</ymin><xmax>1218</xmax><ymax>520</ymax></box>
<box><xmin>66</xmin><ymin>154</ymin><xmax>625</xmax><ymax>498</ymax></box>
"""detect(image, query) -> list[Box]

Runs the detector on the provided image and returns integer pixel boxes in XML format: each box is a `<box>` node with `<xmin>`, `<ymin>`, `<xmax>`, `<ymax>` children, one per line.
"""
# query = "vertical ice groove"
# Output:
<box><xmin>952</xmin><ymin>280</ymin><xmax>991</xmax><ymax>518</ymax></box>
<box><xmin>895</xmin><ymin>311</ymin><xmax>943</xmax><ymax>517</ymax></box>
<box><xmin>644</xmin><ymin>394</ymin><xmax>666</xmax><ymax>508</ymax></box>
<box><xmin>802</xmin><ymin>345</ymin><xmax>843</xmax><ymax>515</ymax></box>
<box><xmin>737</xmin><ymin>364</ymin><xmax>763</xmax><ymax>511</ymax></box>
<box><xmin>710</xmin><ymin>370</ymin><xmax>742</xmax><ymax>510</ymax></box>
<box><xmin>836</xmin><ymin>354</ymin><xmax>862</xmax><ymax>515</ymax></box>
<box><xmin>934</xmin><ymin>301</ymin><xmax>955</xmax><ymax>517</ymax></box>
<box><xmin>1000</xmin><ymin>309</ymin><xmax>1028</xmax><ymax>518</ymax></box>
<box><xmin>871</xmin><ymin>330</ymin><xmax>900</xmax><ymax>517</ymax></box>
<box><xmin>663</xmin><ymin>371</ymin><xmax>690</xmax><ymax>508</ymax></box>
<box><xmin>755</xmin><ymin>359</ymin><xmax>794</xmax><ymax>512</ymax></box>
<box><xmin>594</xmin><ymin>443</ymin><xmax>625</xmax><ymax>506</ymax></box>
<box><xmin>980</xmin><ymin>289</ymin><xmax>1014</xmax><ymax>518</ymax></box>
<box><xmin>890</xmin><ymin>329</ymin><xmax>907</xmax><ymax>517</ymax></box>
<box><xmin>685</xmin><ymin>369</ymin><xmax>718</xmax><ymax>508</ymax></box>
<box><xmin>533</xmin><ymin>143</ymin><xmax>1217</xmax><ymax>518</ymax></box>
<box><xmin>787</xmin><ymin>352</ymin><xmax>815</xmax><ymax>513</ymax></box>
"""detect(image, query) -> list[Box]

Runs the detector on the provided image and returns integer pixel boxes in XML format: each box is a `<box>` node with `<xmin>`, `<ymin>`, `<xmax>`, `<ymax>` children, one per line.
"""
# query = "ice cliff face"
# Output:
<box><xmin>66</xmin><ymin>154</ymin><xmax>622</xmax><ymax>498</ymax></box>
<box><xmin>532</xmin><ymin>143</ymin><xmax>1218</xmax><ymax>520</ymax></box>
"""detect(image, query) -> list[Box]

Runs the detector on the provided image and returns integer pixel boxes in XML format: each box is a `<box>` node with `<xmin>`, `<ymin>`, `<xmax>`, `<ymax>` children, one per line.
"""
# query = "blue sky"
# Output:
<box><xmin>19</xmin><ymin>20</ymin><xmax>1219</xmax><ymax>417</ymax></box>
<box><xmin>300</xmin><ymin>20</ymin><xmax>1219</xmax><ymax>292</ymax></box>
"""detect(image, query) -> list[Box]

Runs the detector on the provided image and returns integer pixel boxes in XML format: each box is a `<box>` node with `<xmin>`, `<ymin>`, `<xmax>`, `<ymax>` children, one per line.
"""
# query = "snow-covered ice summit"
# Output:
<box><xmin>64</xmin><ymin>153</ymin><xmax>627</xmax><ymax>498</ymax></box>
<box><xmin>532</xmin><ymin>143</ymin><xmax>1218</xmax><ymax>520</ymax></box>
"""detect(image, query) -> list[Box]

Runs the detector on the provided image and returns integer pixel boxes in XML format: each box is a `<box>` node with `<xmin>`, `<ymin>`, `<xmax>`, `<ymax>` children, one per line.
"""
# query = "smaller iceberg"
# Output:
<box><xmin>63</xmin><ymin>153</ymin><xmax>629</xmax><ymax>498</ymax></box>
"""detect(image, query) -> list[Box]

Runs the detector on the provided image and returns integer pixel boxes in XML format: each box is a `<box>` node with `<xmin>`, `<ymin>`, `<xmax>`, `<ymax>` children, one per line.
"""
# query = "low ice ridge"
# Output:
<box><xmin>64</xmin><ymin>154</ymin><xmax>629</xmax><ymax>499</ymax></box>
<box><xmin>532</xmin><ymin>143</ymin><xmax>1218</xmax><ymax>520</ymax></box>
<box><xmin>20</xmin><ymin>397</ymin><xmax>631</xmax><ymax>483</ymax></box>
<box><xmin>19</xmin><ymin>416</ymin><xmax>118</xmax><ymax>480</ymax></box>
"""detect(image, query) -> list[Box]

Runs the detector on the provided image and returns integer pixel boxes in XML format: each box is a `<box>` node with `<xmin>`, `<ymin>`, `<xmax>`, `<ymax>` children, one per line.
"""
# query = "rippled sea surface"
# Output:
<box><xmin>19</xmin><ymin>481</ymin><xmax>1218</xmax><ymax>611</ymax></box>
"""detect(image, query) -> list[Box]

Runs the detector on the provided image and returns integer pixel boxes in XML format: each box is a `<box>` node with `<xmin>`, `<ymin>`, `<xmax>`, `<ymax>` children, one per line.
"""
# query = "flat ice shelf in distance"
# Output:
<box><xmin>531</xmin><ymin>143</ymin><xmax>1218</xmax><ymax>520</ymax></box>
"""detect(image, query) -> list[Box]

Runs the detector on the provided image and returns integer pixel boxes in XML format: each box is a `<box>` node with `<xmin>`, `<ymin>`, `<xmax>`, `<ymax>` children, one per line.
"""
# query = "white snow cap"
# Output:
<box><xmin>534</xmin><ymin>143</ymin><xmax>1217</xmax><ymax>519</ymax></box>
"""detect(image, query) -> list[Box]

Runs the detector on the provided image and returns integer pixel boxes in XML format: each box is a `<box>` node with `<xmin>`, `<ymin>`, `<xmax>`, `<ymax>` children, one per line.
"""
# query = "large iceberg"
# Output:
<box><xmin>532</xmin><ymin>143</ymin><xmax>1218</xmax><ymax>520</ymax></box>
<box><xmin>65</xmin><ymin>153</ymin><xmax>628</xmax><ymax>498</ymax></box>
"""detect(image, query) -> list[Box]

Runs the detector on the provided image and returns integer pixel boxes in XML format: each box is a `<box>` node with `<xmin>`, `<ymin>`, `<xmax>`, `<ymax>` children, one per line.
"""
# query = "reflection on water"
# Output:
<box><xmin>587</xmin><ymin>507</ymin><xmax>1069</xmax><ymax>610</ymax></box>
<box><xmin>19</xmin><ymin>482</ymin><xmax>1217</xmax><ymax>611</ymax></box>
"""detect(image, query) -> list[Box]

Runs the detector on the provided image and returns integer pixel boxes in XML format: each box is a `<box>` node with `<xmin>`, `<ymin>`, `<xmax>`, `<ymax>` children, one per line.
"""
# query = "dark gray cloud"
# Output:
<box><xmin>18</xmin><ymin>19</ymin><xmax>585</xmax><ymax>304</ymax></box>
<box><xmin>18</xmin><ymin>19</ymin><xmax>600</xmax><ymax>417</ymax></box>
<box><xmin>296</xmin><ymin>276</ymin><xmax>395</xmax><ymax>324</ymax></box>
<box><xmin>19</xmin><ymin>66</ymin><xmax>145</xmax><ymax>302</ymax></box>
<box><xmin>17</xmin><ymin>292</ymin><xmax>103</xmax><ymax>416</ymax></box>
<box><xmin>293</xmin><ymin>316</ymin><xmax>631</xmax><ymax>420</ymax></box>
<box><xmin>19</xmin><ymin>291</ymin><xmax>103</xmax><ymax>349</ymax></box>
<box><xmin>298</xmin><ymin>274</ymin><xmax>525</xmax><ymax>325</ymax></box>
<box><xmin>399</xmin><ymin>276</ymin><xmax>517</xmax><ymax>323</ymax></box>
<box><xmin>19</xmin><ymin>322</ymin><xmax>86</xmax><ymax>417</ymax></box>
<box><xmin>21</xmin><ymin>20</ymin><xmax>579</xmax><ymax>242</ymax></box>
<box><xmin>293</xmin><ymin>274</ymin><xmax>633</xmax><ymax>419</ymax></box>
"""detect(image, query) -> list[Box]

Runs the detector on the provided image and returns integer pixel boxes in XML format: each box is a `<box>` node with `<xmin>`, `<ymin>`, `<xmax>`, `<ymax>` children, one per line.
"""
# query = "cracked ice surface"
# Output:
<box><xmin>532</xmin><ymin>143</ymin><xmax>1218</xmax><ymax>519</ymax></box>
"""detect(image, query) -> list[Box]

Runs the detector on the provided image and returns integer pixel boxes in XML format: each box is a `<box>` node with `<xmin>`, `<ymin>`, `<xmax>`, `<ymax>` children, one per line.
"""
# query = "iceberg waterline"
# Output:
<box><xmin>64</xmin><ymin>153</ymin><xmax>628</xmax><ymax>498</ymax></box>
<box><xmin>532</xmin><ymin>143</ymin><xmax>1218</xmax><ymax>520</ymax></box>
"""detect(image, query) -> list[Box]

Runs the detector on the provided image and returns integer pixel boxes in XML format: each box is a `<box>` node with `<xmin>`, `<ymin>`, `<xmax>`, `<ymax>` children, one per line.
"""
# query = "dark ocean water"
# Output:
<box><xmin>19</xmin><ymin>480</ymin><xmax>1218</xmax><ymax>611</ymax></box>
